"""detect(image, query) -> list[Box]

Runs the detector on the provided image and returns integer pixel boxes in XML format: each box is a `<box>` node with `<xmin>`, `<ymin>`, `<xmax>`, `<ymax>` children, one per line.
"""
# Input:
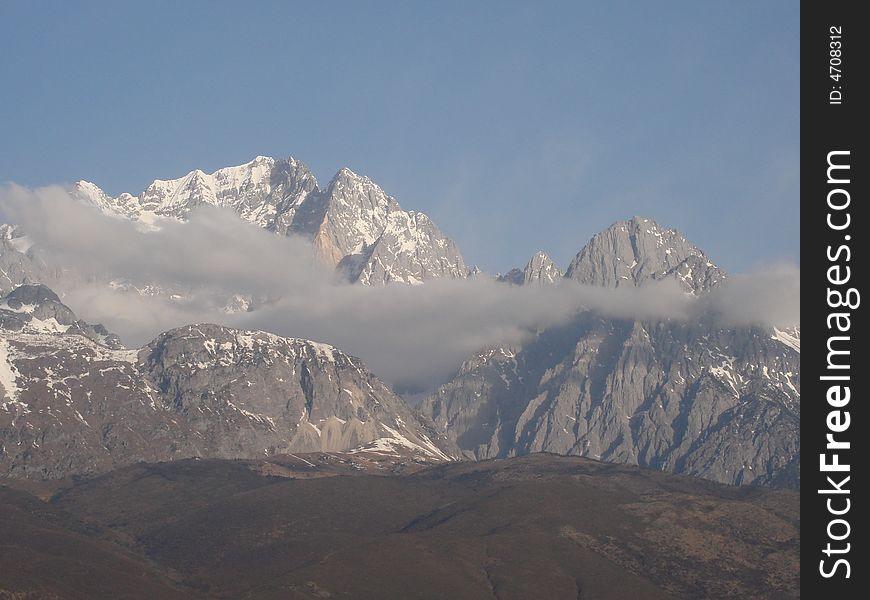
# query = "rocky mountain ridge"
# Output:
<box><xmin>497</xmin><ymin>250</ymin><xmax>563</xmax><ymax>285</ymax></box>
<box><xmin>419</xmin><ymin>218</ymin><xmax>799</xmax><ymax>487</ymax></box>
<box><xmin>495</xmin><ymin>217</ymin><xmax>726</xmax><ymax>294</ymax></box>
<box><xmin>565</xmin><ymin>216</ymin><xmax>726</xmax><ymax>294</ymax></box>
<box><xmin>419</xmin><ymin>315</ymin><xmax>800</xmax><ymax>487</ymax></box>
<box><xmin>71</xmin><ymin>156</ymin><xmax>467</xmax><ymax>285</ymax></box>
<box><xmin>2</xmin><ymin>161</ymin><xmax>801</xmax><ymax>489</ymax></box>
<box><xmin>0</xmin><ymin>285</ymin><xmax>452</xmax><ymax>479</ymax></box>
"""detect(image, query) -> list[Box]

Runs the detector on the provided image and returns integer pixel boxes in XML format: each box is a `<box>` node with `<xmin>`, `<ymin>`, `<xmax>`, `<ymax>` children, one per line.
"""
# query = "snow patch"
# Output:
<box><xmin>0</xmin><ymin>339</ymin><xmax>23</xmax><ymax>405</ymax></box>
<box><xmin>772</xmin><ymin>327</ymin><xmax>800</xmax><ymax>353</ymax></box>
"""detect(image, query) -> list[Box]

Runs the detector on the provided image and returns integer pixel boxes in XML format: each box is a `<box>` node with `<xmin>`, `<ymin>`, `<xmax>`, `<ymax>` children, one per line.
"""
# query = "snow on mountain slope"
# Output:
<box><xmin>74</xmin><ymin>156</ymin><xmax>318</xmax><ymax>229</ymax></box>
<box><xmin>353</xmin><ymin>210</ymin><xmax>467</xmax><ymax>285</ymax></box>
<box><xmin>0</xmin><ymin>285</ymin><xmax>454</xmax><ymax>479</ymax></box>
<box><xmin>772</xmin><ymin>326</ymin><xmax>800</xmax><ymax>353</ymax></box>
<box><xmin>68</xmin><ymin>157</ymin><xmax>466</xmax><ymax>285</ymax></box>
<box><xmin>0</xmin><ymin>338</ymin><xmax>22</xmax><ymax>405</ymax></box>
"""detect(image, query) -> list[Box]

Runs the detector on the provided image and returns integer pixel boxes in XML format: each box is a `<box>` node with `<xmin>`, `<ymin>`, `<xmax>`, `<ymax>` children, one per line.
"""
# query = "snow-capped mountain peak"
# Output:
<box><xmin>65</xmin><ymin>156</ymin><xmax>466</xmax><ymax>286</ymax></box>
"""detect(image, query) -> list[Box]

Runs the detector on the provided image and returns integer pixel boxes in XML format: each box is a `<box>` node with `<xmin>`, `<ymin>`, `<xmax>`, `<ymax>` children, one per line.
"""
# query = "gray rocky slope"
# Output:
<box><xmin>564</xmin><ymin>216</ymin><xmax>726</xmax><ymax>294</ymax></box>
<box><xmin>420</xmin><ymin>217</ymin><xmax>800</xmax><ymax>487</ymax></box>
<box><xmin>0</xmin><ymin>285</ymin><xmax>451</xmax><ymax>479</ymax></box>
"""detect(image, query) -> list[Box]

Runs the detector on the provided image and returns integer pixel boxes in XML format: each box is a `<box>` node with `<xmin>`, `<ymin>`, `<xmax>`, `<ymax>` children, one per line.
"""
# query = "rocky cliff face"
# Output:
<box><xmin>0</xmin><ymin>285</ymin><xmax>451</xmax><ymax>479</ymax></box>
<box><xmin>420</xmin><ymin>316</ymin><xmax>799</xmax><ymax>487</ymax></box>
<box><xmin>420</xmin><ymin>219</ymin><xmax>799</xmax><ymax>488</ymax></box>
<box><xmin>565</xmin><ymin>216</ymin><xmax>726</xmax><ymax>294</ymax></box>
<box><xmin>141</xmin><ymin>324</ymin><xmax>449</xmax><ymax>459</ymax></box>
<box><xmin>69</xmin><ymin>157</ymin><xmax>466</xmax><ymax>286</ymax></box>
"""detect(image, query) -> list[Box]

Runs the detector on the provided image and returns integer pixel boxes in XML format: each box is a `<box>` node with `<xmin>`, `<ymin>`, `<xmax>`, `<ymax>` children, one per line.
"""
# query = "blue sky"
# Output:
<box><xmin>0</xmin><ymin>1</ymin><xmax>798</xmax><ymax>273</ymax></box>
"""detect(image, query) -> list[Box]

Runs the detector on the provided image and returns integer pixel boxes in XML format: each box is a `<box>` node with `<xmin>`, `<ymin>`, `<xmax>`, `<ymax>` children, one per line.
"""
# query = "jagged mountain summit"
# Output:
<box><xmin>0</xmin><ymin>285</ymin><xmax>451</xmax><ymax>479</ymax></box>
<box><xmin>523</xmin><ymin>250</ymin><xmax>563</xmax><ymax>284</ymax></box>
<box><xmin>565</xmin><ymin>216</ymin><xmax>726</xmax><ymax>294</ymax></box>
<box><xmin>497</xmin><ymin>250</ymin><xmax>563</xmax><ymax>285</ymax></box>
<box><xmin>420</xmin><ymin>218</ymin><xmax>800</xmax><ymax>488</ymax></box>
<box><xmin>71</xmin><ymin>156</ymin><xmax>466</xmax><ymax>285</ymax></box>
<box><xmin>495</xmin><ymin>217</ymin><xmax>723</xmax><ymax>293</ymax></box>
<box><xmin>74</xmin><ymin>156</ymin><xmax>318</xmax><ymax>229</ymax></box>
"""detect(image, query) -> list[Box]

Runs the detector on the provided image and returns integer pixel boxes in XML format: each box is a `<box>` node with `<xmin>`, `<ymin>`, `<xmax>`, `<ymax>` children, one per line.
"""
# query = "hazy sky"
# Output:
<box><xmin>0</xmin><ymin>1</ymin><xmax>798</xmax><ymax>274</ymax></box>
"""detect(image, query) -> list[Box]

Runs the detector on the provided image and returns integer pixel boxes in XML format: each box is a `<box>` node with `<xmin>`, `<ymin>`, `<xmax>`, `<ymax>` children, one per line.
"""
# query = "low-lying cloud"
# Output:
<box><xmin>1</xmin><ymin>184</ymin><xmax>800</xmax><ymax>387</ymax></box>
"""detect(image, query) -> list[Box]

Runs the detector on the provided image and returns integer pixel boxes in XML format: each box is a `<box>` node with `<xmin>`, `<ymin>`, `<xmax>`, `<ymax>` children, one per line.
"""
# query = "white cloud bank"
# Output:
<box><xmin>1</xmin><ymin>184</ymin><xmax>799</xmax><ymax>386</ymax></box>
